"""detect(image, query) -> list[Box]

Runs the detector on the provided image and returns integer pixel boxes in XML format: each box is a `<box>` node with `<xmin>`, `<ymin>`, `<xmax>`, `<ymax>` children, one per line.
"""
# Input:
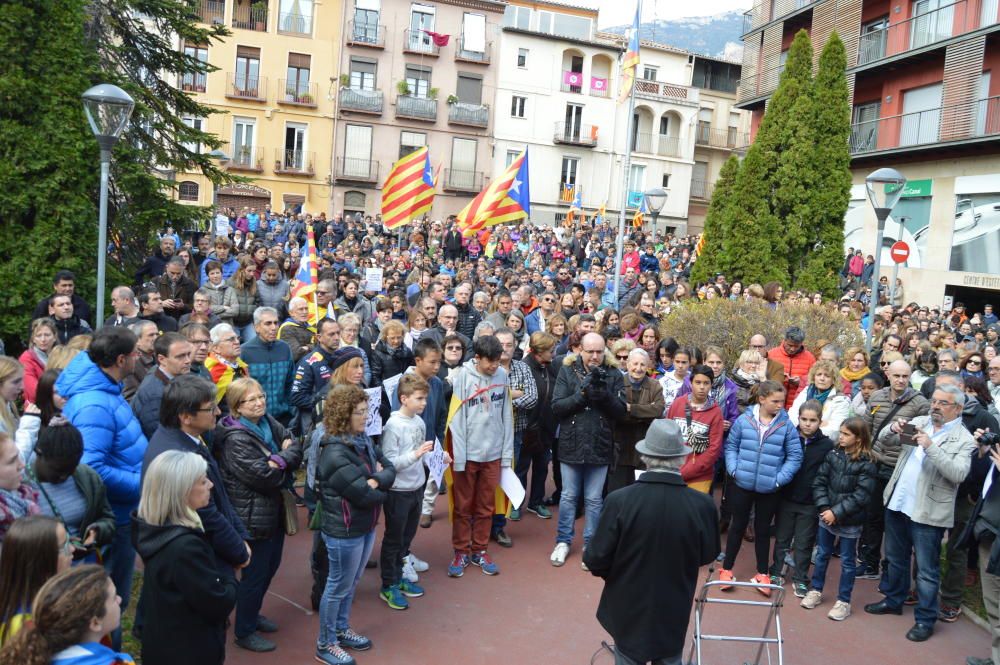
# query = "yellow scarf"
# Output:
<box><xmin>840</xmin><ymin>365</ymin><xmax>868</xmax><ymax>383</ymax></box>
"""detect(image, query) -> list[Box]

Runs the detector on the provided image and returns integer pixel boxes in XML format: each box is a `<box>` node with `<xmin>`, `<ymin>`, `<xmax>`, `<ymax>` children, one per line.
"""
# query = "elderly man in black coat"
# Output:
<box><xmin>584</xmin><ymin>419</ymin><xmax>719</xmax><ymax>665</ymax></box>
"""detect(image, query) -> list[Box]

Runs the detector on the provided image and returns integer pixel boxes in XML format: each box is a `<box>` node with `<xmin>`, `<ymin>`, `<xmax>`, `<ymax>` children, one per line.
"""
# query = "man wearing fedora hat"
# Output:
<box><xmin>584</xmin><ymin>419</ymin><xmax>719</xmax><ymax>665</ymax></box>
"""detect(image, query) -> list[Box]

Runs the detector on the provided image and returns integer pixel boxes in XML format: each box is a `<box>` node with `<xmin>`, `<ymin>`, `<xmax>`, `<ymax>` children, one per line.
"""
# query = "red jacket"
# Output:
<box><xmin>767</xmin><ymin>345</ymin><xmax>816</xmax><ymax>410</ymax></box>
<box><xmin>667</xmin><ymin>397</ymin><xmax>723</xmax><ymax>486</ymax></box>
<box><xmin>19</xmin><ymin>349</ymin><xmax>45</xmax><ymax>405</ymax></box>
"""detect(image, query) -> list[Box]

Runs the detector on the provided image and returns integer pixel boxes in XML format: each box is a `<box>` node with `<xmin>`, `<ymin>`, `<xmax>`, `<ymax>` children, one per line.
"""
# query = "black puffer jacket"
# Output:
<box><xmin>551</xmin><ymin>354</ymin><xmax>627</xmax><ymax>465</ymax></box>
<box><xmin>454</xmin><ymin>301</ymin><xmax>482</xmax><ymax>340</ymax></box>
<box><xmin>782</xmin><ymin>432</ymin><xmax>835</xmax><ymax>505</ymax></box>
<box><xmin>316</xmin><ymin>433</ymin><xmax>395</xmax><ymax>538</ymax></box>
<box><xmin>812</xmin><ymin>447</ymin><xmax>877</xmax><ymax>526</ymax></box>
<box><xmin>369</xmin><ymin>340</ymin><xmax>415</xmax><ymax>388</ymax></box>
<box><xmin>524</xmin><ymin>354</ymin><xmax>559</xmax><ymax>437</ymax></box>
<box><xmin>214</xmin><ymin>415</ymin><xmax>303</xmax><ymax>540</ymax></box>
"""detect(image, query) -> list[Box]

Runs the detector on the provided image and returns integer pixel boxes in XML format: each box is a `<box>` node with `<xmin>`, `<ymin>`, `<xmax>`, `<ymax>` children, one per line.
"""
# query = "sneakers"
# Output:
<box><xmin>903</xmin><ymin>590</ymin><xmax>918</xmax><ymax>606</ymax></box>
<box><xmin>525</xmin><ymin>503</ymin><xmax>553</xmax><ymax>519</ymax></box>
<box><xmin>447</xmin><ymin>553</ymin><xmax>470</xmax><ymax>577</ymax></box>
<box><xmin>491</xmin><ymin>529</ymin><xmax>513</xmax><ymax>548</ymax></box>
<box><xmin>769</xmin><ymin>574</ymin><xmax>784</xmax><ymax>586</ymax></box>
<box><xmin>419</xmin><ymin>513</ymin><xmax>433</xmax><ymax>528</ymax></box>
<box><xmin>751</xmin><ymin>573</ymin><xmax>772</xmax><ymax>597</ymax></box>
<box><xmin>379</xmin><ymin>585</ymin><xmax>409</xmax><ymax>610</ymax></box>
<box><xmin>471</xmin><ymin>551</ymin><xmax>499</xmax><ymax>575</ymax></box>
<box><xmin>581</xmin><ymin>547</ymin><xmax>589</xmax><ymax>571</ymax></box>
<box><xmin>509</xmin><ymin>508</ymin><xmax>521</xmax><ymax>521</ymax></box>
<box><xmin>408</xmin><ymin>552</ymin><xmax>429</xmax><ymax>573</ymax></box>
<box><xmin>718</xmin><ymin>569</ymin><xmax>735</xmax><ymax>591</ymax></box>
<box><xmin>315</xmin><ymin>644</ymin><xmax>355</xmax><ymax>665</ymax></box>
<box><xmin>827</xmin><ymin>600</ymin><xmax>851</xmax><ymax>621</ymax></box>
<box><xmin>938</xmin><ymin>605</ymin><xmax>962</xmax><ymax>623</ymax></box>
<box><xmin>551</xmin><ymin>542</ymin><xmax>570</xmax><ymax>567</ymax></box>
<box><xmin>793</xmin><ymin>582</ymin><xmax>808</xmax><ymax>598</ymax></box>
<box><xmin>800</xmin><ymin>590</ymin><xmax>823</xmax><ymax>609</ymax></box>
<box><xmin>399</xmin><ymin>579</ymin><xmax>425</xmax><ymax>598</ymax></box>
<box><xmin>856</xmin><ymin>565</ymin><xmax>880</xmax><ymax>580</ymax></box>
<box><xmin>336</xmin><ymin>628</ymin><xmax>372</xmax><ymax>651</ymax></box>
<box><xmin>235</xmin><ymin>633</ymin><xmax>276</xmax><ymax>652</ymax></box>
<box><xmin>256</xmin><ymin>615</ymin><xmax>278</xmax><ymax>633</ymax></box>
<box><xmin>401</xmin><ymin>557</ymin><xmax>418</xmax><ymax>583</ymax></box>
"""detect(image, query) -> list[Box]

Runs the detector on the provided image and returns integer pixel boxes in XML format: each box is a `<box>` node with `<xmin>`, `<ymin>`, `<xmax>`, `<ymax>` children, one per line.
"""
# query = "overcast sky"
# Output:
<box><xmin>595</xmin><ymin>0</ymin><xmax>752</xmax><ymax>28</ymax></box>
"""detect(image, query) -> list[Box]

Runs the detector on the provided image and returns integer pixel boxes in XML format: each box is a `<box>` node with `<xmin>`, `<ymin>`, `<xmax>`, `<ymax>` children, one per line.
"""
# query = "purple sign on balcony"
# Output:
<box><xmin>591</xmin><ymin>77</ymin><xmax>607</xmax><ymax>92</ymax></box>
<box><xmin>563</xmin><ymin>71</ymin><xmax>583</xmax><ymax>87</ymax></box>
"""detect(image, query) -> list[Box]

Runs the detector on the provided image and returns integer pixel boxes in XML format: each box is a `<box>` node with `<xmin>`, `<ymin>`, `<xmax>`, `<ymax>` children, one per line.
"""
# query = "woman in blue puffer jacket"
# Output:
<box><xmin>719</xmin><ymin>380</ymin><xmax>802</xmax><ymax>595</ymax></box>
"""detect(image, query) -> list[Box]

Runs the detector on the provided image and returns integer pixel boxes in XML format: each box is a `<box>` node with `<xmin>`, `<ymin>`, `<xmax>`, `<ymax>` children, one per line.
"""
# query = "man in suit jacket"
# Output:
<box><xmin>584</xmin><ymin>419</ymin><xmax>719</xmax><ymax>665</ymax></box>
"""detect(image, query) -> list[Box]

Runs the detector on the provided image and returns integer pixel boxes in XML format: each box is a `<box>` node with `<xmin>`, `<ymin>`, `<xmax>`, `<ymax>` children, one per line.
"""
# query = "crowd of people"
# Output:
<box><xmin>0</xmin><ymin>206</ymin><xmax>999</xmax><ymax>665</ymax></box>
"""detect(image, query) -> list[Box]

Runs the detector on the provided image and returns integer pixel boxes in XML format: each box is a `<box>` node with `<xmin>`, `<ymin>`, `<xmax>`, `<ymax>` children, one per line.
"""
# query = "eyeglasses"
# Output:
<box><xmin>190</xmin><ymin>339</ymin><xmax>211</xmax><ymax>346</ymax></box>
<box><xmin>240</xmin><ymin>394</ymin><xmax>266</xmax><ymax>405</ymax></box>
<box><xmin>221</xmin><ymin>336</ymin><xmax>239</xmax><ymax>344</ymax></box>
<box><xmin>880</xmin><ymin>361</ymin><xmax>891</xmax><ymax>366</ymax></box>
<box><xmin>317</xmin><ymin>290</ymin><xmax>331</xmax><ymax>295</ymax></box>
<box><xmin>930</xmin><ymin>399</ymin><xmax>957</xmax><ymax>407</ymax></box>
<box><xmin>968</xmin><ymin>360</ymin><xmax>982</xmax><ymax>366</ymax></box>
<box><xmin>616</xmin><ymin>354</ymin><xmax>629</xmax><ymax>361</ymax></box>
<box><xmin>445</xmin><ymin>345</ymin><xmax>464</xmax><ymax>351</ymax></box>
<box><xmin>352</xmin><ymin>408</ymin><xmax>368</xmax><ymax>417</ymax></box>
<box><xmin>542</xmin><ymin>297</ymin><xmax>555</xmax><ymax>303</ymax></box>
<box><xmin>195</xmin><ymin>406</ymin><xmax>218</xmax><ymax>413</ymax></box>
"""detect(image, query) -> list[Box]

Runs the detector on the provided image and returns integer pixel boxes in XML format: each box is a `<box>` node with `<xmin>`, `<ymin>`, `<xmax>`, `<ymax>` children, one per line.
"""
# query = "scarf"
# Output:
<box><xmin>840</xmin><ymin>365</ymin><xmax>869</xmax><ymax>383</ymax></box>
<box><xmin>734</xmin><ymin>368</ymin><xmax>760</xmax><ymax>385</ymax></box>
<box><xmin>709</xmin><ymin>373</ymin><xmax>728</xmax><ymax>407</ymax></box>
<box><xmin>239</xmin><ymin>416</ymin><xmax>277</xmax><ymax>453</ymax></box>
<box><xmin>806</xmin><ymin>384</ymin><xmax>832</xmax><ymax>406</ymax></box>
<box><xmin>0</xmin><ymin>484</ymin><xmax>40</xmax><ymax>528</ymax></box>
<box><xmin>32</xmin><ymin>347</ymin><xmax>49</xmax><ymax>366</ymax></box>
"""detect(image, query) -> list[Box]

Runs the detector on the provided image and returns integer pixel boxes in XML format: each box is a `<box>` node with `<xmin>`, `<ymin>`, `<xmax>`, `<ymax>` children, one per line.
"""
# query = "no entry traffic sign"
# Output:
<box><xmin>890</xmin><ymin>241</ymin><xmax>910</xmax><ymax>264</ymax></box>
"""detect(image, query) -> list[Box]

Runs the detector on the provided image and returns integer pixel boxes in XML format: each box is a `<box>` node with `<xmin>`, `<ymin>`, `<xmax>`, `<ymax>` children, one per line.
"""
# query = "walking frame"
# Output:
<box><xmin>686</xmin><ymin>564</ymin><xmax>785</xmax><ymax>665</ymax></box>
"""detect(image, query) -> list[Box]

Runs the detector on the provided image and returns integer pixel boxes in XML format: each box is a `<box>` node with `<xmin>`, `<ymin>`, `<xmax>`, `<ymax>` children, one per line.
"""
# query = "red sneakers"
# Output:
<box><xmin>751</xmin><ymin>573</ymin><xmax>772</xmax><ymax>597</ymax></box>
<box><xmin>718</xmin><ymin>569</ymin><xmax>735</xmax><ymax>591</ymax></box>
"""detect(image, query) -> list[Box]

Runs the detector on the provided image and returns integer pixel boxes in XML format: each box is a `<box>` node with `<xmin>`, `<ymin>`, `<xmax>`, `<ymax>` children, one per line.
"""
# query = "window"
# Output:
<box><xmin>628</xmin><ymin>164</ymin><xmax>646</xmax><ymax>192</ymax></box>
<box><xmin>456</xmin><ymin>73</ymin><xmax>483</xmax><ymax>105</ymax></box>
<box><xmin>409</xmin><ymin>3</ymin><xmax>436</xmax><ymax>52</ymax></box>
<box><xmin>691</xmin><ymin>161</ymin><xmax>709</xmax><ymax>197</ymax></box>
<box><xmin>517</xmin><ymin>48</ymin><xmax>528</xmax><ymax>67</ymax></box>
<box><xmin>181</xmin><ymin>116</ymin><xmax>203</xmax><ymax>154</ymax></box>
<box><xmin>505</xmin><ymin>149</ymin><xmax>521</xmax><ymax>167</ymax></box>
<box><xmin>404</xmin><ymin>65</ymin><xmax>431</xmax><ymax>98</ymax></box>
<box><xmin>283</xmin><ymin>122</ymin><xmax>307</xmax><ymax>169</ymax></box>
<box><xmin>511</xmin><ymin>95</ymin><xmax>526</xmax><ymax>118</ymax></box>
<box><xmin>502</xmin><ymin>5</ymin><xmax>531</xmax><ymax>30</ymax></box>
<box><xmin>278</xmin><ymin>0</ymin><xmax>313</xmax><ymax>34</ymax></box>
<box><xmin>399</xmin><ymin>131</ymin><xmax>426</xmax><ymax>159</ymax></box>
<box><xmin>659</xmin><ymin>116</ymin><xmax>670</xmax><ymax>135</ymax></box>
<box><xmin>461</xmin><ymin>13</ymin><xmax>486</xmax><ymax>54</ymax></box>
<box><xmin>344</xmin><ymin>124</ymin><xmax>373</xmax><ymax>177</ymax></box>
<box><xmin>235</xmin><ymin>46</ymin><xmax>261</xmax><ymax>96</ymax></box>
<box><xmin>182</xmin><ymin>44</ymin><xmax>208</xmax><ymax>92</ymax></box>
<box><xmin>538</xmin><ymin>11</ymin><xmax>552</xmax><ymax>33</ymax></box>
<box><xmin>178</xmin><ymin>181</ymin><xmax>199</xmax><ymax>202</ymax></box>
<box><xmin>450</xmin><ymin>138</ymin><xmax>478</xmax><ymax>188</ymax></box>
<box><xmin>691</xmin><ymin>59</ymin><xmax>739</xmax><ymax>93</ymax></box>
<box><xmin>232</xmin><ymin>117</ymin><xmax>256</xmax><ymax>166</ymax></box>
<box><xmin>858</xmin><ymin>17</ymin><xmax>889</xmax><ymax>65</ymax></box>
<box><xmin>286</xmin><ymin>53</ymin><xmax>311</xmax><ymax>100</ymax></box>
<box><xmin>552</xmin><ymin>13</ymin><xmax>591</xmax><ymax>39</ymax></box>
<box><xmin>560</xmin><ymin>156</ymin><xmax>579</xmax><ymax>186</ymax></box>
<box><xmin>661</xmin><ymin>174</ymin><xmax>670</xmax><ymax>188</ymax></box>
<box><xmin>353</xmin><ymin>0</ymin><xmax>381</xmax><ymax>43</ymax></box>
<box><xmin>350</xmin><ymin>57</ymin><xmax>376</xmax><ymax>90</ymax></box>
<box><xmin>564</xmin><ymin>103</ymin><xmax>583</xmax><ymax>139</ymax></box>
<box><xmin>642</xmin><ymin>66</ymin><xmax>658</xmax><ymax>81</ymax></box>
<box><xmin>344</xmin><ymin>191</ymin><xmax>366</xmax><ymax>218</ymax></box>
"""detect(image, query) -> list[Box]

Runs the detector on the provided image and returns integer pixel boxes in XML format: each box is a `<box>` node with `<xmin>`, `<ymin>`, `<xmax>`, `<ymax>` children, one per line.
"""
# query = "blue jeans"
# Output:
<box><xmin>883</xmin><ymin>508</ymin><xmax>945</xmax><ymax>625</ymax></box>
<box><xmin>557</xmin><ymin>463</ymin><xmax>608</xmax><ymax>548</ymax></box>
<box><xmin>237</xmin><ymin>323</ymin><xmax>256</xmax><ymax>343</ymax></box>
<box><xmin>235</xmin><ymin>529</ymin><xmax>285</xmax><ymax>638</ymax></box>
<box><xmin>317</xmin><ymin>531</ymin><xmax>375</xmax><ymax>647</ymax></box>
<box><xmin>811</xmin><ymin>524</ymin><xmax>858</xmax><ymax>603</ymax></box>
<box><xmin>105</xmin><ymin>519</ymin><xmax>135</xmax><ymax>651</ymax></box>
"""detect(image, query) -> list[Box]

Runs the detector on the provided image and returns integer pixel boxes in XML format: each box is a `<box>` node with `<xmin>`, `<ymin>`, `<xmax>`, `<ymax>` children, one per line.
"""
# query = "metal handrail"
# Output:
<box><xmin>849</xmin><ymin>95</ymin><xmax>1000</xmax><ymax>154</ymax></box>
<box><xmin>856</xmin><ymin>0</ymin><xmax>981</xmax><ymax>67</ymax></box>
<box><xmin>347</xmin><ymin>20</ymin><xmax>384</xmax><ymax>46</ymax></box>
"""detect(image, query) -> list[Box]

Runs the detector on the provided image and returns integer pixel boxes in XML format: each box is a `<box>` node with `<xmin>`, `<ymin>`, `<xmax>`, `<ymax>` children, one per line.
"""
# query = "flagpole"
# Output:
<box><xmin>613</xmin><ymin>0</ymin><xmax>641</xmax><ymax>309</ymax></box>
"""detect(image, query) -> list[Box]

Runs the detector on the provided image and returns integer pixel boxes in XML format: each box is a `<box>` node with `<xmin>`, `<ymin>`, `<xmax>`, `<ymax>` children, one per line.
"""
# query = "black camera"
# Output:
<box><xmin>590</xmin><ymin>365</ymin><xmax>607</xmax><ymax>386</ymax></box>
<box><xmin>981</xmin><ymin>431</ymin><xmax>1000</xmax><ymax>447</ymax></box>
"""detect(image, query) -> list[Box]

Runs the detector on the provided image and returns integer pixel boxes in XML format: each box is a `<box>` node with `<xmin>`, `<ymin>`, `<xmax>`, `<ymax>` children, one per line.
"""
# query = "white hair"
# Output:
<box><xmin>210</xmin><ymin>323</ymin><xmax>237</xmax><ymax>345</ymax></box>
<box><xmin>639</xmin><ymin>454</ymin><xmax>684</xmax><ymax>471</ymax></box>
<box><xmin>253</xmin><ymin>307</ymin><xmax>279</xmax><ymax>325</ymax></box>
<box><xmin>628</xmin><ymin>348</ymin><xmax>650</xmax><ymax>365</ymax></box>
<box><xmin>138</xmin><ymin>450</ymin><xmax>206</xmax><ymax>530</ymax></box>
<box><xmin>289</xmin><ymin>296</ymin><xmax>308</xmax><ymax>309</ymax></box>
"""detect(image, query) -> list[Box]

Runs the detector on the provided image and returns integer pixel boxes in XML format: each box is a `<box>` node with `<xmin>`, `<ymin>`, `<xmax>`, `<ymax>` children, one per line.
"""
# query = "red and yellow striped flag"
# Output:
<box><xmin>456</xmin><ymin>150</ymin><xmax>531</xmax><ymax>238</ymax></box>
<box><xmin>290</xmin><ymin>224</ymin><xmax>320</xmax><ymax>325</ymax></box>
<box><xmin>695</xmin><ymin>233</ymin><xmax>706</xmax><ymax>256</ymax></box>
<box><xmin>381</xmin><ymin>147</ymin><xmax>435</xmax><ymax>229</ymax></box>
<box><xmin>618</xmin><ymin>5</ymin><xmax>641</xmax><ymax>104</ymax></box>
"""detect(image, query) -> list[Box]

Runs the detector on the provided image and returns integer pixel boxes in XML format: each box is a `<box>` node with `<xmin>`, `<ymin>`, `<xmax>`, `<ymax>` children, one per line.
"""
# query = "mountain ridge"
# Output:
<box><xmin>602</xmin><ymin>9</ymin><xmax>746</xmax><ymax>60</ymax></box>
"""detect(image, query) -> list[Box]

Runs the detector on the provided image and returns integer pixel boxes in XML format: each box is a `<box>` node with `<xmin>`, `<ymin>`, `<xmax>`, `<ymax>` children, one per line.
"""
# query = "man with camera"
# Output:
<box><xmin>865</xmin><ymin>384</ymin><xmax>977</xmax><ymax>643</ymax></box>
<box><xmin>549</xmin><ymin>332</ymin><xmax>626</xmax><ymax>568</ymax></box>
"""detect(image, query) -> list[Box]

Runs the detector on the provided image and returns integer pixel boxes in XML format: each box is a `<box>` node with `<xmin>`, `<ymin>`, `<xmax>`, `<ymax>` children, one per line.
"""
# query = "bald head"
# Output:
<box><xmin>887</xmin><ymin>359</ymin><xmax>912</xmax><ymax>395</ymax></box>
<box><xmin>438</xmin><ymin>304</ymin><xmax>458</xmax><ymax>331</ymax></box>
<box><xmin>581</xmin><ymin>332</ymin><xmax>606</xmax><ymax>368</ymax></box>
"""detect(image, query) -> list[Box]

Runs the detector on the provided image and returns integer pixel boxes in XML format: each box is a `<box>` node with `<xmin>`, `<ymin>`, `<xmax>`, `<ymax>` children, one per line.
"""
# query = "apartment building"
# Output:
<box><xmin>177</xmin><ymin>0</ymin><xmax>337</xmax><ymax>214</ymax></box>
<box><xmin>332</xmin><ymin>0</ymin><xmax>504</xmax><ymax>219</ymax></box>
<box><xmin>737</xmin><ymin>0</ymin><xmax>1000</xmax><ymax>307</ymax></box>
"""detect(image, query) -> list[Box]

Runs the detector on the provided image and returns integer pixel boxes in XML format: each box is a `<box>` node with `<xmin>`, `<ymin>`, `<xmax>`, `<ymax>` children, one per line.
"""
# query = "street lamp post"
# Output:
<box><xmin>643</xmin><ymin>187</ymin><xmax>668</xmax><ymax>238</ymax></box>
<box><xmin>82</xmin><ymin>84</ymin><xmax>135</xmax><ymax>327</ymax></box>
<box><xmin>863</xmin><ymin>167</ymin><xmax>906</xmax><ymax>352</ymax></box>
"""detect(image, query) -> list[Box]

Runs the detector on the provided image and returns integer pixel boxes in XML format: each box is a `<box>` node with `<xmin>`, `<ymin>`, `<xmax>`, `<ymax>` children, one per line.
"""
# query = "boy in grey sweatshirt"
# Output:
<box><xmin>447</xmin><ymin>336</ymin><xmax>513</xmax><ymax>578</ymax></box>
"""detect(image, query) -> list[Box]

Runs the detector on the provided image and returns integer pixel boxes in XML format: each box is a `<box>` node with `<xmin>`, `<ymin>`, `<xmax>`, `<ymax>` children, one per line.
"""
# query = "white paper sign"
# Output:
<box><xmin>364</xmin><ymin>387</ymin><xmax>382</xmax><ymax>436</ymax></box>
<box><xmin>425</xmin><ymin>439</ymin><xmax>447</xmax><ymax>487</ymax></box>
<box><xmin>382</xmin><ymin>373</ymin><xmax>402</xmax><ymax>412</ymax></box>
<box><xmin>365</xmin><ymin>267</ymin><xmax>383</xmax><ymax>293</ymax></box>
<box><xmin>500</xmin><ymin>467</ymin><xmax>525</xmax><ymax>510</ymax></box>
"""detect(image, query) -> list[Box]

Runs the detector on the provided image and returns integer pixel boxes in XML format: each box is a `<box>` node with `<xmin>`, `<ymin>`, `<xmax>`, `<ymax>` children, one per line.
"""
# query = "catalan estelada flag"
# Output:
<box><xmin>565</xmin><ymin>187</ymin><xmax>582</xmax><ymax>228</ymax></box>
<box><xmin>456</xmin><ymin>150</ymin><xmax>531</xmax><ymax>237</ymax></box>
<box><xmin>290</xmin><ymin>224</ymin><xmax>320</xmax><ymax>325</ymax></box>
<box><xmin>590</xmin><ymin>201</ymin><xmax>606</xmax><ymax>226</ymax></box>
<box><xmin>618</xmin><ymin>5</ymin><xmax>640</xmax><ymax>104</ymax></box>
<box><xmin>632</xmin><ymin>195</ymin><xmax>648</xmax><ymax>228</ymax></box>
<box><xmin>381</xmin><ymin>147</ymin><xmax>435</xmax><ymax>229</ymax></box>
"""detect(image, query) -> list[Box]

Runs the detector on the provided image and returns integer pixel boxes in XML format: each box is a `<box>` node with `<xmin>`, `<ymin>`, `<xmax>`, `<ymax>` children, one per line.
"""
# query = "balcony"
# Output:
<box><xmin>403</xmin><ymin>28</ymin><xmax>440</xmax><ymax>56</ymax></box>
<box><xmin>849</xmin><ymin>95</ymin><xmax>1000</xmax><ymax>156</ymax></box>
<box><xmin>179</xmin><ymin>73</ymin><xmax>207</xmax><ymax>93</ymax></box>
<box><xmin>447</xmin><ymin>102</ymin><xmax>489</xmax><ymax>128</ymax></box>
<box><xmin>657</xmin><ymin>135</ymin><xmax>681</xmax><ymax>157</ymax></box>
<box><xmin>742</xmin><ymin>0</ymin><xmax>820</xmax><ymax>36</ymax></box>
<box><xmin>558</xmin><ymin>183</ymin><xmax>577</xmax><ymax>203</ymax></box>
<box><xmin>334</xmin><ymin>157</ymin><xmax>380</xmax><ymax>183</ymax></box>
<box><xmin>553</xmin><ymin>122</ymin><xmax>598</xmax><ymax>147</ymax></box>
<box><xmin>455</xmin><ymin>37</ymin><xmax>491</xmax><ymax>64</ymax></box>
<box><xmin>228</xmin><ymin>146</ymin><xmax>264</xmax><ymax>172</ymax></box>
<box><xmin>193</xmin><ymin>0</ymin><xmax>225</xmax><ymax>25</ymax></box>
<box><xmin>737</xmin><ymin>62</ymin><xmax>784</xmax><ymax>104</ymax></box>
<box><xmin>277</xmin><ymin>11</ymin><xmax>311</xmax><ymax>36</ymax></box>
<box><xmin>855</xmin><ymin>0</ymin><xmax>997</xmax><ymax>68</ymax></box>
<box><xmin>226</xmin><ymin>73</ymin><xmax>267</xmax><ymax>101</ymax></box>
<box><xmin>347</xmin><ymin>20</ymin><xmax>384</xmax><ymax>48</ymax></box>
<box><xmin>443</xmin><ymin>169</ymin><xmax>485</xmax><ymax>192</ymax></box>
<box><xmin>396</xmin><ymin>95</ymin><xmax>438</xmax><ymax>121</ymax></box>
<box><xmin>690</xmin><ymin>179</ymin><xmax>714</xmax><ymax>200</ymax></box>
<box><xmin>274</xmin><ymin>149</ymin><xmax>315</xmax><ymax>176</ymax></box>
<box><xmin>560</xmin><ymin>71</ymin><xmax>585</xmax><ymax>94</ymax></box>
<box><xmin>278</xmin><ymin>80</ymin><xmax>318</xmax><ymax>107</ymax></box>
<box><xmin>695</xmin><ymin>123</ymin><xmax>749</xmax><ymax>150</ymax></box>
<box><xmin>634</xmin><ymin>79</ymin><xmax>698</xmax><ymax>106</ymax></box>
<box><xmin>631</xmin><ymin>132</ymin><xmax>653</xmax><ymax>153</ymax></box>
<box><xmin>339</xmin><ymin>88</ymin><xmax>383</xmax><ymax>114</ymax></box>
<box><xmin>232</xmin><ymin>3</ymin><xmax>268</xmax><ymax>31</ymax></box>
